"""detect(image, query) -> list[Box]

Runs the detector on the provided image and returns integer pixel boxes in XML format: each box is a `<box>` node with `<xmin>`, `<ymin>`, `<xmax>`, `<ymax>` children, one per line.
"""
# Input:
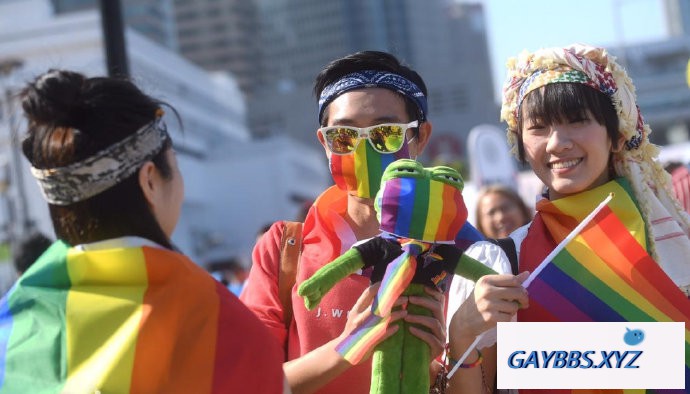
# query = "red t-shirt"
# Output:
<box><xmin>241</xmin><ymin>186</ymin><xmax>373</xmax><ymax>394</ymax></box>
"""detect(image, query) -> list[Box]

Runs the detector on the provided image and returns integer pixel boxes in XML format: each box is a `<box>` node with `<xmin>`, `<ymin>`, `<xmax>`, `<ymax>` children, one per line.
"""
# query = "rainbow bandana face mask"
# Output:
<box><xmin>375</xmin><ymin>159</ymin><xmax>467</xmax><ymax>242</ymax></box>
<box><xmin>328</xmin><ymin>135</ymin><xmax>411</xmax><ymax>199</ymax></box>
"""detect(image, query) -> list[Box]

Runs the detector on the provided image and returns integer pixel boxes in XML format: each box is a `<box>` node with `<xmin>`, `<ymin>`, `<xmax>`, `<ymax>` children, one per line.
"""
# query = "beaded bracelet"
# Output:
<box><xmin>449</xmin><ymin>348</ymin><xmax>483</xmax><ymax>369</ymax></box>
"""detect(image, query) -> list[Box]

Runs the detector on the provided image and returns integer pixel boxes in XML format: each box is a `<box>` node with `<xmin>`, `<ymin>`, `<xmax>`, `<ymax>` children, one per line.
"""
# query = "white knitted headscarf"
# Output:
<box><xmin>501</xmin><ymin>44</ymin><xmax>690</xmax><ymax>291</ymax></box>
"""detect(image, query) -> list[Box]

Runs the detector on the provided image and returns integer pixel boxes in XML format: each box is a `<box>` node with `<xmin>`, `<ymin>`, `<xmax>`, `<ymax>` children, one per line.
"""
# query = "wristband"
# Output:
<box><xmin>449</xmin><ymin>348</ymin><xmax>483</xmax><ymax>369</ymax></box>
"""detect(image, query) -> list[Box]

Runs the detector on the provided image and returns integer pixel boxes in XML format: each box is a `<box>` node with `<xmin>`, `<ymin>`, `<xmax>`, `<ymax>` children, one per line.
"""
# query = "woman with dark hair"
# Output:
<box><xmin>0</xmin><ymin>69</ymin><xmax>286</xmax><ymax>393</ymax></box>
<box><xmin>446</xmin><ymin>44</ymin><xmax>690</xmax><ymax>392</ymax></box>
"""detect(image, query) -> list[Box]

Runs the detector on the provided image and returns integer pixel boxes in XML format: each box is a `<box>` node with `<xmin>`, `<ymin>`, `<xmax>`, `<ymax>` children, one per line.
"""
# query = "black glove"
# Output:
<box><xmin>413</xmin><ymin>243</ymin><xmax>463</xmax><ymax>291</ymax></box>
<box><xmin>427</xmin><ymin>244</ymin><xmax>462</xmax><ymax>270</ymax></box>
<box><xmin>353</xmin><ymin>236</ymin><xmax>403</xmax><ymax>282</ymax></box>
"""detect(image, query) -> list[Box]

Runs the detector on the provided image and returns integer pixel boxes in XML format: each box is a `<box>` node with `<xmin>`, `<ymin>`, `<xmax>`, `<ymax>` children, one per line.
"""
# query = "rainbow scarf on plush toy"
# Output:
<box><xmin>0</xmin><ymin>238</ymin><xmax>237</xmax><ymax>393</ymax></box>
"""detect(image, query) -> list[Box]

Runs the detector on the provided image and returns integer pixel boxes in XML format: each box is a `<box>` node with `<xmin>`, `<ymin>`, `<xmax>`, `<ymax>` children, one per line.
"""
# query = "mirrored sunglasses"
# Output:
<box><xmin>320</xmin><ymin>121</ymin><xmax>419</xmax><ymax>155</ymax></box>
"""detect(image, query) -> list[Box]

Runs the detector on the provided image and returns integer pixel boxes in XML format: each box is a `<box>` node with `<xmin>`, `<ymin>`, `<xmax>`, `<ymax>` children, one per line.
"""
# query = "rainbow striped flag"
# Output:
<box><xmin>0</xmin><ymin>238</ymin><xmax>280</xmax><ymax>393</ymax></box>
<box><xmin>377</xmin><ymin>175</ymin><xmax>467</xmax><ymax>242</ymax></box>
<box><xmin>527</xmin><ymin>204</ymin><xmax>690</xmax><ymax>393</ymax></box>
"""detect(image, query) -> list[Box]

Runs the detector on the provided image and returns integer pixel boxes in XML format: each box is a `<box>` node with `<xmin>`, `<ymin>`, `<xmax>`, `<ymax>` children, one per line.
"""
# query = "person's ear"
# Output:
<box><xmin>411</xmin><ymin>120</ymin><xmax>432</xmax><ymax>158</ymax></box>
<box><xmin>611</xmin><ymin>133</ymin><xmax>626</xmax><ymax>153</ymax></box>
<box><xmin>316</xmin><ymin>128</ymin><xmax>329</xmax><ymax>155</ymax></box>
<box><xmin>138</xmin><ymin>161</ymin><xmax>158</xmax><ymax>206</ymax></box>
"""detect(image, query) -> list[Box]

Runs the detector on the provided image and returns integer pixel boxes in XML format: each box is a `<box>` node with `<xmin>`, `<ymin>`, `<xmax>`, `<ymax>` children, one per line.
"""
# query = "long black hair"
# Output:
<box><xmin>21</xmin><ymin>69</ymin><xmax>175</xmax><ymax>248</ymax></box>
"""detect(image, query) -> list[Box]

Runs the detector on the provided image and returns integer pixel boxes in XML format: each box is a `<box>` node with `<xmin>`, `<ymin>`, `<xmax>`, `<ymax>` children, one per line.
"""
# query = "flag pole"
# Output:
<box><xmin>522</xmin><ymin>192</ymin><xmax>614</xmax><ymax>288</ymax></box>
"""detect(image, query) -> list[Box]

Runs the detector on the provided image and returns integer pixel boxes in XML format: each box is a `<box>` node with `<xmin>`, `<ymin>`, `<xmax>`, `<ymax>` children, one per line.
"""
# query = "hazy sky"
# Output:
<box><xmin>477</xmin><ymin>0</ymin><xmax>669</xmax><ymax>100</ymax></box>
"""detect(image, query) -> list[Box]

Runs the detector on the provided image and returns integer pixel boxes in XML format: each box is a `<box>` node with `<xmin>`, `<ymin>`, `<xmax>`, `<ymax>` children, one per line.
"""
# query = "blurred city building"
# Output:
<box><xmin>51</xmin><ymin>0</ymin><xmax>179</xmax><ymax>49</ymax></box>
<box><xmin>169</xmin><ymin>0</ymin><xmax>498</xmax><ymax>164</ymax></box>
<box><xmin>174</xmin><ymin>0</ymin><xmax>261</xmax><ymax>96</ymax></box>
<box><xmin>608</xmin><ymin>0</ymin><xmax>690</xmax><ymax>147</ymax></box>
<box><xmin>47</xmin><ymin>0</ymin><xmax>500</xmax><ymax>169</ymax></box>
<box><xmin>0</xmin><ymin>0</ymin><xmax>329</xmax><ymax>291</ymax></box>
<box><xmin>255</xmin><ymin>0</ymin><xmax>498</xmax><ymax>163</ymax></box>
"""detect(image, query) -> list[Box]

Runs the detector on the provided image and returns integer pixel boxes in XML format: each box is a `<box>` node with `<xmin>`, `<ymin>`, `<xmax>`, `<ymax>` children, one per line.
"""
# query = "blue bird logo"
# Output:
<box><xmin>624</xmin><ymin>327</ymin><xmax>645</xmax><ymax>346</ymax></box>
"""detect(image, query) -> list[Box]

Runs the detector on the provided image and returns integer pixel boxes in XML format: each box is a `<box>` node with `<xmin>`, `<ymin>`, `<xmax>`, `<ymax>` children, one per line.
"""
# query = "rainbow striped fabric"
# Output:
<box><xmin>372</xmin><ymin>240</ymin><xmax>426</xmax><ymax>317</ymax></box>
<box><xmin>329</xmin><ymin>138</ymin><xmax>410</xmax><ymax>199</ymax></box>
<box><xmin>377</xmin><ymin>176</ymin><xmax>466</xmax><ymax>243</ymax></box>
<box><xmin>0</xmin><ymin>238</ymin><xmax>260</xmax><ymax>393</ymax></box>
<box><xmin>521</xmin><ymin>179</ymin><xmax>690</xmax><ymax>393</ymax></box>
<box><xmin>336</xmin><ymin>314</ymin><xmax>391</xmax><ymax>364</ymax></box>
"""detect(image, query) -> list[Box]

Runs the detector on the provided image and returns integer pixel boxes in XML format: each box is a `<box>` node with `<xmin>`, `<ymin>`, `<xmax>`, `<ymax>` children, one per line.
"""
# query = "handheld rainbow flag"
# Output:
<box><xmin>449</xmin><ymin>193</ymin><xmax>690</xmax><ymax>392</ymax></box>
<box><xmin>0</xmin><ymin>238</ymin><xmax>278</xmax><ymax>393</ymax></box>
<box><xmin>524</xmin><ymin>194</ymin><xmax>690</xmax><ymax>393</ymax></box>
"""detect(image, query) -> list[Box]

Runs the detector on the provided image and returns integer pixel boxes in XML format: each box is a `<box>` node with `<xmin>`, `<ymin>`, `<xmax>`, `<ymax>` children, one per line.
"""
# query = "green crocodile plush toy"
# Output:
<box><xmin>298</xmin><ymin>159</ymin><xmax>496</xmax><ymax>394</ymax></box>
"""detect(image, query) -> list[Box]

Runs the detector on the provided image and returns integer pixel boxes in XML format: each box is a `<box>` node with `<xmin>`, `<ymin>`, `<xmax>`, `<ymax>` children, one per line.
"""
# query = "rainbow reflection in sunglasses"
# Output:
<box><xmin>320</xmin><ymin>121</ymin><xmax>419</xmax><ymax>155</ymax></box>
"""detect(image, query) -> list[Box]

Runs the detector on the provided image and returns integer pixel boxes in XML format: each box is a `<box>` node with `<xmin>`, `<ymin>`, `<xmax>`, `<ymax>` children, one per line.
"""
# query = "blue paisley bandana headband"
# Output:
<box><xmin>30</xmin><ymin>116</ymin><xmax>170</xmax><ymax>206</ymax></box>
<box><xmin>318</xmin><ymin>70</ymin><xmax>428</xmax><ymax>124</ymax></box>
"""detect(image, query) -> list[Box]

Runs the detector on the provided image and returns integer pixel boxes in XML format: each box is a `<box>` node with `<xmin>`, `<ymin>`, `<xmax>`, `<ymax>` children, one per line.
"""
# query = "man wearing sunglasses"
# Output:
<box><xmin>242</xmin><ymin>51</ymin><xmax>450</xmax><ymax>394</ymax></box>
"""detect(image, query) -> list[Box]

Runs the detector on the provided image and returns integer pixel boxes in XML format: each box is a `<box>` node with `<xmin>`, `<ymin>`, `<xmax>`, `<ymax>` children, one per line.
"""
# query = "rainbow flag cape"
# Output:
<box><xmin>0</xmin><ymin>238</ymin><xmax>266</xmax><ymax>393</ymax></box>
<box><xmin>525</xmin><ymin>199</ymin><xmax>690</xmax><ymax>393</ymax></box>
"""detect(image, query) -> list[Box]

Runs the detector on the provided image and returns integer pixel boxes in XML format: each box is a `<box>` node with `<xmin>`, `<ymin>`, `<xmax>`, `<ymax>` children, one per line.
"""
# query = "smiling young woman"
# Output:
<box><xmin>446</xmin><ymin>44</ymin><xmax>690</xmax><ymax>393</ymax></box>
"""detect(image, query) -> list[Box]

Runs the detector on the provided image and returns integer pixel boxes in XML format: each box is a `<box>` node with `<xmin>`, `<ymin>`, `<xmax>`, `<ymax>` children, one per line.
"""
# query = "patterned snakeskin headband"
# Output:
<box><xmin>318</xmin><ymin>70</ymin><xmax>428</xmax><ymax>124</ymax></box>
<box><xmin>31</xmin><ymin>116</ymin><xmax>170</xmax><ymax>205</ymax></box>
<box><xmin>501</xmin><ymin>44</ymin><xmax>646</xmax><ymax>154</ymax></box>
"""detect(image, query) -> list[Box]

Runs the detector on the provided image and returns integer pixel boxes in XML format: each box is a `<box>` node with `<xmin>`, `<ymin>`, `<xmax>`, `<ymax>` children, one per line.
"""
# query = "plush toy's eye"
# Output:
<box><xmin>444</xmin><ymin>175</ymin><xmax>460</xmax><ymax>182</ymax></box>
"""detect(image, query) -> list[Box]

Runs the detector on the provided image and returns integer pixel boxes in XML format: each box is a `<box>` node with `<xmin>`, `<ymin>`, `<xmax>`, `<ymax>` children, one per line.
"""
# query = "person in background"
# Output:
<box><xmin>0</xmin><ymin>69</ymin><xmax>287</xmax><ymax>393</ymax></box>
<box><xmin>241</xmin><ymin>51</ymin><xmax>465</xmax><ymax>394</ymax></box>
<box><xmin>446</xmin><ymin>44</ymin><xmax>690</xmax><ymax>392</ymax></box>
<box><xmin>208</xmin><ymin>256</ymin><xmax>249</xmax><ymax>296</ymax></box>
<box><xmin>665</xmin><ymin>161</ymin><xmax>690</xmax><ymax>214</ymax></box>
<box><xmin>474</xmin><ymin>184</ymin><xmax>532</xmax><ymax>239</ymax></box>
<box><xmin>256</xmin><ymin>222</ymin><xmax>273</xmax><ymax>244</ymax></box>
<box><xmin>12</xmin><ymin>231</ymin><xmax>52</xmax><ymax>275</ymax></box>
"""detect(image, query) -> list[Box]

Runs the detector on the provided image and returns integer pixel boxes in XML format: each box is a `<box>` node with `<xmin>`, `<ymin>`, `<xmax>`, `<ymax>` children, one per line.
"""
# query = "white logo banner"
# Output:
<box><xmin>496</xmin><ymin>322</ymin><xmax>685</xmax><ymax>390</ymax></box>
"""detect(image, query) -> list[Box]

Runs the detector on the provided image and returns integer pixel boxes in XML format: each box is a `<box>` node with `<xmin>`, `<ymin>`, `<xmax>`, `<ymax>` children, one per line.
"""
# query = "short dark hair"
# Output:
<box><xmin>13</xmin><ymin>232</ymin><xmax>53</xmax><ymax>274</ymax></box>
<box><xmin>20</xmin><ymin>69</ymin><xmax>175</xmax><ymax>249</ymax></box>
<box><xmin>313</xmin><ymin>51</ymin><xmax>428</xmax><ymax>126</ymax></box>
<box><xmin>517</xmin><ymin>83</ymin><xmax>620</xmax><ymax>163</ymax></box>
